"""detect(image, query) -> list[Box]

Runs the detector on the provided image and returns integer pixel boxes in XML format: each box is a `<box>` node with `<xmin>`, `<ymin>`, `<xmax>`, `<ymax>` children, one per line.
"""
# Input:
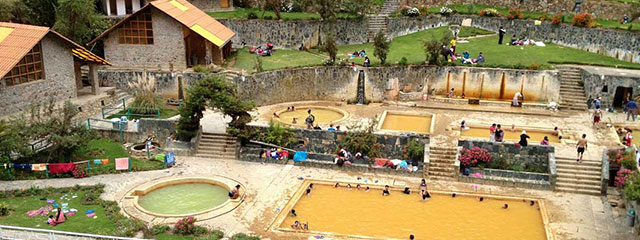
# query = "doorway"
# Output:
<box><xmin>220</xmin><ymin>0</ymin><xmax>230</xmax><ymax>8</ymax></box>
<box><xmin>184</xmin><ymin>30</ymin><xmax>207</xmax><ymax>67</ymax></box>
<box><xmin>613</xmin><ymin>86</ymin><xmax>633</xmax><ymax>108</ymax></box>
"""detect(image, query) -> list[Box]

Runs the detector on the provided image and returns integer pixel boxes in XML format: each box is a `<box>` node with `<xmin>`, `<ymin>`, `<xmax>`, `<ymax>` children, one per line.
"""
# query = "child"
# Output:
<box><xmin>382</xmin><ymin>185</ymin><xmax>390</xmax><ymax>196</ymax></box>
<box><xmin>290</xmin><ymin>209</ymin><xmax>297</xmax><ymax>217</ymax></box>
<box><xmin>502</xmin><ymin>204</ymin><xmax>509</xmax><ymax>209</ymax></box>
<box><xmin>403</xmin><ymin>187</ymin><xmax>411</xmax><ymax>194</ymax></box>
<box><xmin>421</xmin><ymin>191</ymin><xmax>431</xmax><ymax>201</ymax></box>
<box><xmin>365</xmin><ymin>186</ymin><xmax>370</xmax><ymax>192</ymax></box>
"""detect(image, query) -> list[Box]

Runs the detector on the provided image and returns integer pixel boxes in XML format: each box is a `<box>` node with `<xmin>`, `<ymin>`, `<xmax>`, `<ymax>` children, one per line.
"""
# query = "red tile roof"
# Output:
<box><xmin>0</xmin><ymin>22</ymin><xmax>110</xmax><ymax>79</ymax></box>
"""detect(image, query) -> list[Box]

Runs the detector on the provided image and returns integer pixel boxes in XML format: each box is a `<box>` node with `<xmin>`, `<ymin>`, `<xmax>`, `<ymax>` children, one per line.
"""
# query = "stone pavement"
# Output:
<box><xmin>1</xmin><ymin>156</ymin><xmax>635</xmax><ymax>240</ymax></box>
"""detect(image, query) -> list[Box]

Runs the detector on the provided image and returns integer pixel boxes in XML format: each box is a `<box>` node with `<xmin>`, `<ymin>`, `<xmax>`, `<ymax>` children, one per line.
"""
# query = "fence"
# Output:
<box><xmin>0</xmin><ymin>224</ymin><xmax>150</xmax><ymax>240</ymax></box>
<box><xmin>87</xmin><ymin>118</ymin><xmax>125</xmax><ymax>141</ymax></box>
<box><xmin>101</xmin><ymin>97</ymin><xmax>127</xmax><ymax>119</ymax></box>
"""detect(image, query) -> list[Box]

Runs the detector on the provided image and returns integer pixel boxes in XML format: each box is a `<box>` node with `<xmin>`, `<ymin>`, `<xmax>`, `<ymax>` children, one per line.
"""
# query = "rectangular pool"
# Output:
<box><xmin>378</xmin><ymin>111</ymin><xmax>434</xmax><ymax>134</ymax></box>
<box><xmin>273</xmin><ymin>181</ymin><xmax>550</xmax><ymax>240</ymax></box>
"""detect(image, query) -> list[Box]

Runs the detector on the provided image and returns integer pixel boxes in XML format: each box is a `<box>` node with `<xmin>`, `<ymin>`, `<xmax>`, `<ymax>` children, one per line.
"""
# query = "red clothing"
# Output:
<box><xmin>48</xmin><ymin>163</ymin><xmax>75</xmax><ymax>174</ymax></box>
<box><xmin>626</xmin><ymin>133</ymin><xmax>633</xmax><ymax>146</ymax></box>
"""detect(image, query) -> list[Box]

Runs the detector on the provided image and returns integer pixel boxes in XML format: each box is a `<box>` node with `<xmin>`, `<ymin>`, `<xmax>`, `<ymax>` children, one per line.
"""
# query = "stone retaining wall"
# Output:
<box><xmin>236</xmin><ymin>65</ymin><xmax>560</xmax><ymax>105</ymax></box>
<box><xmin>458</xmin><ymin>140</ymin><xmax>555</xmax><ymax>172</ymax></box>
<box><xmin>98</xmin><ymin>70</ymin><xmax>210</xmax><ymax>99</ymax></box>
<box><xmin>95</xmin><ymin>118</ymin><xmax>195</xmax><ymax>155</ymax></box>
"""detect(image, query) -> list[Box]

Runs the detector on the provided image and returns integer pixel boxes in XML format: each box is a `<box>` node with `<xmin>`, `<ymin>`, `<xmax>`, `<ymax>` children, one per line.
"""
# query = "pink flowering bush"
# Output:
<box><xmin>174</xmin><ymin>216</ymin><xmax>196</xmax><ymax>235</ymax></box>
<box><xmin>458</xmin><ymin>147</ymin><xmax>492</xmax><ymax>167</ymax></box>
<box><xmin>616</xmin><ymin>169</ymin><xmax>634</xmax><ymax>188</ymax></box>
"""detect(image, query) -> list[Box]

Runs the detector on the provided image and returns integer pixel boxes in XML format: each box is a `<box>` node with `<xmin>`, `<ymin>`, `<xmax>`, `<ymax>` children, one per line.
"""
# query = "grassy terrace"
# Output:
<box><xmin>417</xmin><ymin>4</ymin><xmax>640</xmax><ymax>32</ymax></box>
<box><xmin>207</xmin><ymin>8</ymin><xmax>359</xmax><ymax>20</ymax></box>
<box><xmin>230</xmin><ymin>27</ymin><xmax>640</xmax><ymax>72</ymax></box>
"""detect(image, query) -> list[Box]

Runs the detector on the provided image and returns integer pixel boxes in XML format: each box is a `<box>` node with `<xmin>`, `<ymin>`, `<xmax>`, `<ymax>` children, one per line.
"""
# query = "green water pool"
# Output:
<box><xmin>138</xmin><ymin>183</ymin><xmax>229</xmax><ymax>215</ymax></box>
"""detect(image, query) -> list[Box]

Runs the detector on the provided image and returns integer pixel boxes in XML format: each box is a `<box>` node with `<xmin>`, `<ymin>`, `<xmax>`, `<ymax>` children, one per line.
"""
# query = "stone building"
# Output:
<box><xmin>99</xmin><ymin>0</ymin><xmax>233</xmax><ymax>17</ymax></box>
<box><xmin>582</xmin><ymin>66</ymin><xmax>640</xmax><ymax>109</ymax></box>
<box><xmin>0</xmin><ymin>22</ymin><xmax>111</xmax><ymax>116</ymax></box>
<box><xmin>89</xmin><ymin>0</ymin><xmax>235</xmax><ymax>69</ymax></box>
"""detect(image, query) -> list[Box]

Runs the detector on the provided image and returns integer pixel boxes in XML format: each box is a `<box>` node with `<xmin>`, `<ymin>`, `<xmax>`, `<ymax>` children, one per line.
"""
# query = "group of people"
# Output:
<box><xmin>259</xmin><ymin>148</ymin><xmax>289</xmax><ymax>160</ymax></box>
<box><xmin>441</xmin><ymin>44</ymin><xmax>485</xmax><ymax>65</ymax></box>
<box><xmin>249</xmin><ymin>42</ymin><xmax>275</xmax><ymax>56</ymax></box>
<box><xmin>617</xmin><ymin>128</ymin><xmax>635</xmax><ymax>147</ymax></box>
<box><xmin>46</xmin><ymin>208</ymin><xmax>66</xmax><ymax>226</ymax></box>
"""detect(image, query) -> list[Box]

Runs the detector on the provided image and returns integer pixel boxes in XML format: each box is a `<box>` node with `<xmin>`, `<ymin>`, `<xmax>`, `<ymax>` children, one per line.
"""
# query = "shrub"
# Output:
<box><xmin>398</xmin><ymin>57</ymin><xmax>408</xmax><ymax>65</ymax></box>
<box><xmin>230</xmin><ymin>233</ymin><xmax>260</xmax><ymax>240</ymax></box>
<box><xmin>81</xmin><ymin>189</ymin><xmax>103</xmax><ymax>205</ymax></box>
<box><xmin>193</xmin><ymin>225</ymin><xmax>209</xmax><ymax>236</ymax></box>
<box><xmin>399</xmin><ymin>5</ymin><xmax>411</xmax><ymax>16</ymax></box>
<box><xmin>0</xmin><ymin>202</ymin><xmax>11</xmax><ymax>216</ymax></box>
<box><xmin>406</xmin><ymin>7</ymin><xmax>420</xmax><ymax>17</ymax></box>
<box><xmin>255</xmin><ymin>120</ymin><xmax>295</xmax><ymax>146</ymax></box>
<box><xmin>148</xmin><ymin>225</ymin><xmax>170</xmax><ymax>236</ymax></box>
<box><xmin>174</xmin><ymin>216</ymin><xmax>197</xmax><ymax>235</ymax></box>
<box><xmin>341</xmin><ymin>118</ymin><xmax>383</xmax><ymax>160</ymax></box>
<box><xmin>624</xmin><ymin>174</ymin><xmax>640</xmax><ymax>201</ymax></box>
<box><xmin>201</xmin><ymin>230</ymin><xmax>225</xmax><ymax>240</ymax></box>
<box><xmin>458</xmin><ymin>147</ymin><xmax>492</xmax><ymax>167</ymax></box>
<box><xmin>128</xmin><ymin>74</ymin><xmax>162</xmax><ymax>114</ymax></box>
<box><xmin>263</xmin><ymin>15</ymin><xmax>273</xmax><ymax>20</ymax></box>
<box><xmin>373</xmin><ymin>30</ymin><xmax>390</xmax><ymax>65</ymax></box>
<box><xmin>607</xmin><ymin>149</ymin><xmax>635</xmax><ymax>168</ymax></box>
<box><xmin>439</xmin><ymin>7</ymin><xmax>453</xmax><ymax>16</ymax></box>
<box><xmin>193</xmin><ymin>65</ymin><xmax>210</xmax><ymax>73</ymax></box>
<box><xmin>417</xmin><ymin>5</ymin><xmax>429</xmax><ymax>16</ymax></box>
<box><xmin>616</xmin><ymin>169</ymin><xmax>634</xmax><ymax>187</ymax></box>
<box><xmin>405</xmin><ymin>139</ymin><xmax>424</xmax><ymax>161</ymax></box>
<box><xmin>506</xmin><ymin>8</ymin><xmax>523</xmax><ymax>20</ymax></box>
<box><xmin>572</xmin><ymin>13</ymin><xmax>593</xmax><ymax>27</ymax></box>
<box><xmin>247</xmin><ymin>12</ymin><xmax>258</xmax><ymax>19</ymax></box>
<box><xmin>478</xmin><ymin>8</ymin><xmax>500</xmax><ymax>17</ymax></box>
<box><xmin>551</xmin><ymin>14</ymin><xmax>563</xmax><ymax>24</ymax></box>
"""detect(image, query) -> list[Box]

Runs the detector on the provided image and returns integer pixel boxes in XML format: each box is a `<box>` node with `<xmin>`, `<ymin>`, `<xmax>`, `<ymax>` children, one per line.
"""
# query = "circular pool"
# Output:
<box><xmin>138</xmin><ymin>183</ymin><xmax>228</xmax><ymax>215</ymax></box>
<box><xmin>274</xmin><ymin>106</ymin><xmax>348</xmax><ymax>127</ymax></box>
<box><xmin>122</xmin><ymin>176</ymin><xmax>244</xmax><ymax>222</ymax></box>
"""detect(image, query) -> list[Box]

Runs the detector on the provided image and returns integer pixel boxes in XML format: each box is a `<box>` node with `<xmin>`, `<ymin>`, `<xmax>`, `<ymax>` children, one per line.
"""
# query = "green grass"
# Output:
<box><xmin>232</xmin><ymin>47</ymin><xmax>326</xmax><ymax>72</ymax></box>
<box><xmin>207</xmin><ymin>8</ymin><xmax>358</xmax><ymax>20</ymax></box>
<box><xmin>4</xmin><ymin>138</ymin><xmax>165</xmax><ymax>180</ymax></box>
<box><xmin>0</xmin><ymin>191</ymin><xmax>115</xmax><ymax>235</ymax></box>
<box><xmin>105</xmin><ymin>104</ymin><xmax>180</xmax><ymax>120</ymax></box>
<box><xmin>336</xmin><ymin>27</ymin><xmax>640</xmax><ymax>69</ymax></box>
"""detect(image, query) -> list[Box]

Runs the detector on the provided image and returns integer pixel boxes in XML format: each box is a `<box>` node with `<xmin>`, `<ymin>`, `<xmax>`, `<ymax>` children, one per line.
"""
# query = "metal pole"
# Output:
<box><xmin>87</xmin><ymin>119</ymin><xmax>91</xmax><ymax>129</ymax></box>
<box><xmin>122</xmin><ymin>98</ymin><xmax>126</xmax><ymax>109</ymax></box>
<box><xmin>119</xmin><ymin>122</ymin><xmax>124</xmax><ymax>142</ymax></box>
<box><xmin>101</xmin><ymin>108</ymin><xmax>105</xmax><ymax>119</ymax></box>
<box><xmin>157</xmin><ymin>109</ymin><xmax>160</xmax><ymax>118</ymax></box>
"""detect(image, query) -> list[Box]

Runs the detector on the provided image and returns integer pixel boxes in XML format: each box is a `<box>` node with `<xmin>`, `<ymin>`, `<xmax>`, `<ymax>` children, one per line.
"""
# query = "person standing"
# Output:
<box><xmin>489</xmin><ymin>123</ymin><xmax>497</xmax><ymax>142</ymax></box>
<box><xmin>495</xmin><ymin>124</ymin><xmax>504</xmax><ymax>142</ymax></box>
<box><xmin>627</xmin><ymin>99</ymin><xmax>638</xmax><ymax>121</ymax></box>
<box><xmin>512</xmin><ymin>92</ymin><xmax>523</xmax><ymax>106</ymax></box>
<box><xmin>519</xmin><ymin>130</ymin><xmax>530</xmax><ymax>147</ymax></box>
<box><xmin>450</xmin><ymin>38</ymin><xmax>457</xmax><ymax>54</ymax></box>
<box><xmin>498</xmin><ymin>27</ymin><xmax>506</xmax><ymax>45</ymax></box>
<box><xmin>593</xmin><ymin>106</ymin><xmax>602</xmax><ymax>127</ymax></box>
<box><xmin>625</xmin><ymin>129</ymin><xmax>633</xmax><ymax>147</ymax></box>
<box><xmin>577</xmin><ymin>134</ymin><xmax>588</xmax><ymax>162</ymax></box>
<box><xmin>593</xmin><ymin>97</ymin><xmax>601</xmax><ymax>109</ymax></box>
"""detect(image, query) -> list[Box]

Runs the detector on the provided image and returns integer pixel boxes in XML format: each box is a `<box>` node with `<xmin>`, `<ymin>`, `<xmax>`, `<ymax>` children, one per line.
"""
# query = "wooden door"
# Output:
<box><xmin>220</xmin><ymin>0</ymin><xmax>230</xmax><ymax>8</ymax></box>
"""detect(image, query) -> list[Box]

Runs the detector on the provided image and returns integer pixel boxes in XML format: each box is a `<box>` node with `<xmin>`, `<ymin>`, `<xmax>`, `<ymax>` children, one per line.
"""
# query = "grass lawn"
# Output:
<box><xmin>0</xmin><ymin>191</ymin><xmax>115</xmax><ymax>235</ymax></box>
<box><xmin>336</xmin><ymin>27</ymin><xmax>640</xmax><ymax>69</ymax></box>
<box><xmin>105</xmin><ymin>103</ymin><xmax>180</xmax><ymax>120</ymax></box>
<box><xmin>232</xmin><ymin>47</ymin><xmax>326</xmax><ymax>72</ymax></box>
<box><xmin>207</xmin><ymin>8</ymin><xmax>358</xmax><ymax>20</ymax></box>
<box><xmin>5</xmin><ymin>138</ymin><xmax>164</xmax><ymax>180</ymax></box>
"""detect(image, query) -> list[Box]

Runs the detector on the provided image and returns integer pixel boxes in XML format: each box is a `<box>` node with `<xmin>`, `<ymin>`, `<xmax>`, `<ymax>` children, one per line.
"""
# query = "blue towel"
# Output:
<box><xmin>93</xmin><ymin>159</ymin><xmax>102</xmax><ymax>165</ymax></box>
<box><xmin>85</xmin><ymin>210</ymin><xmax>95</xmax><ymax>214</ymax></box>
<box><xmin>399</xmin><ymin>160</ymin><xmax>409</xmax><ymax>169</ymax></box>
<box><xmin>293</xmin><ymin>151</ymin><xmax>307</xmax><ymax>162</ymax></box>
<box><xmin>165</xmin><ymin>152</ymin><xmax>175</xmax><ymax>166</ymax></box>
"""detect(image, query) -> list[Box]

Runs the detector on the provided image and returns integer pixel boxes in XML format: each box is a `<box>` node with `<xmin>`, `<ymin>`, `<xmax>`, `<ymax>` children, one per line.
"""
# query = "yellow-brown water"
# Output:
<box><xmin>462</xmin><ymin>127</ymin><xmax>559</xmax><ymax>143</ymax></box>
<box><xmin>278</xmin><ymin>108</ymin><xmax>344</xmax><ymax>127</ymax></box>
<box><xmin>280</xmin><ymin>184</ymin><xmax>546</xmax><ymax>239</ymax></box>
<box><xmin>380</xmin><ymin>114</ymin><xmax>432</xmax><ymax>134</ymax></box>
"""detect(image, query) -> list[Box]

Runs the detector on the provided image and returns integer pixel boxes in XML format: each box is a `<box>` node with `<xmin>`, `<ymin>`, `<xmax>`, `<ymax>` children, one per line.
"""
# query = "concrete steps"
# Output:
<box><xmin>554</xmin><ymin>157</ymin><xmax>602</xmax><ymax>195</ymax></box>
<box><xmin>558</xmin><ymin>66</ymin><xmax>588</xmax><ymax>111</ymax></box>
<box><xmin>427</xmin><ymin>146</ymin><xmax>457</xmax><ymax>180</ymax></box>
<box><xmin>196</xmin><ymin>132</ymin><xmax>238</xmax><ymax>159</ymax></box>
<box><xmin>378</xmin><ymin>0</ymin><xmax>398</xmax><ymax>15</ymax></box>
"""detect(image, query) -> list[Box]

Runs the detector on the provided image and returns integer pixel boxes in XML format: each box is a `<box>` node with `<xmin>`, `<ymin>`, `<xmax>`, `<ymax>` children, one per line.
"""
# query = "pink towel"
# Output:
<box><xmin>86</xmin><ymin>213</ymin><xmax>96</xmax><ymax>217</ymax></box>
<box><xmin>115</xmin><ymin>158</ymin><xmax>129</xmax><ymax>170</ymax></box>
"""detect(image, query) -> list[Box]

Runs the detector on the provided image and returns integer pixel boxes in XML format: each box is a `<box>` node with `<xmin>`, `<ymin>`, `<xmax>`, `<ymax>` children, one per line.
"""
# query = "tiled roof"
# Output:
<box><xmin>0</xmin><ymin>22</ymin><xmax>110</xmax><ymax>79</ymax></box>
<box><xmin>88</xmin><ymin>0</ymin><xmax>234</xmax><ymax>47</ymax></box>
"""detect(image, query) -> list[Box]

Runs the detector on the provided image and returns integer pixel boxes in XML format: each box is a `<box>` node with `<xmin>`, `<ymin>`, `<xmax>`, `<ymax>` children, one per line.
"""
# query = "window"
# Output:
<box><xmin>125</xmin><ymin>0</ymin><xmax>133</xmax><ymax>14</ymax></box>
<box><xmin>117</xmin><ymin>11</ymin><xmax>153</xmax><ymax>44</ymax></box>
<box><xmin>109</xmin><ymin>0</ymin><xmax>117</xmax><ymax>16</ymax></box>
<box><xmin>2</xmin><ymin>43</ymin><xmax>44</xmax><ymax>87</ymax></box>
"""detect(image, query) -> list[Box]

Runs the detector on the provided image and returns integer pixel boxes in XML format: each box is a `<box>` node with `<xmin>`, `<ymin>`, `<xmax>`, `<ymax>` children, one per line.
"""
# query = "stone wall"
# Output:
<box><xmin>458</xmin><ymin>140</ymin><xmax>555</xmax><ymax>172</ymax></box>
<box><xmin>0</xmin><ymin>35</ymin><xmax>77</xmax><ymax>116</ymax></box>
<box><xmin>235</xmin><ymin>65</ymin><xmax>560</xmax><ymax>105</ymax></box>
<box><xmin>103</xmin><ymin>8</ymin><xmax>187</xmax><ymax>70</ymax></box>
<box><xmin>98</xmin><ymin>70</ymin><xmax>210</xmax><ymax>99</ymax></box>
<box><xmin>217</xmin><ymin>18</ymin><xmax>369</xmax><ymax>49</ymax></box>
<box><xmin>191</xmin><ymin>0</ymin><xmax>233</xmax><ymax>11</ymax></box>
<box><xmin>387</xmin><ymin>15</ymin><xmax>640</xmax><ymax>63</ymax></box>
<box><xmin>401</xmin><ymin>0</ymin><xmax>637</xmax><ymax>20</ymax></box>
<box><xmin>581</xmin><ymin>66</ymin><xmax>640</xmax><ymax>108</ymax></box>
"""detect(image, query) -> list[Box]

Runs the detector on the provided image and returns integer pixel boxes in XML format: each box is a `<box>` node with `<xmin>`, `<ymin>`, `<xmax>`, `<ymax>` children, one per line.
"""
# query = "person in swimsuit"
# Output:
<box><xmin>382</xmin><ymin>185</ymin><xmax>390</xmax><ymax>196</ymax></box>
<box><xmin>365</xmin><ymin>186</ymin><xmax>370</xmax><ymax>192</ymax></box>
<box><xmin>577</xmin><ymin>134</ymin><xmax>588</xmax><ymax>162</ymax></box>
<box><xmin>419</xmin><ymin>179</ymin><xmax>427</xmax><ymax>194</ymax></box>
<box><xmin>306</xmin><ymin>187</ymin><xmax>311</xmax><ymax>196</ymax></box>
<box><xmin>403</xmin><ymin>187</ymin><xmax>411</xmax><ymax>194</ymax></box>
<box><xmin>502</xmin><ymin>204</ymin><xmax>509</xmax><ymax>209</ymax></box>
<box><xmin>334</xmin><ymin>183</ymin><xmax>340</xmax><ymax>188</ymax></box>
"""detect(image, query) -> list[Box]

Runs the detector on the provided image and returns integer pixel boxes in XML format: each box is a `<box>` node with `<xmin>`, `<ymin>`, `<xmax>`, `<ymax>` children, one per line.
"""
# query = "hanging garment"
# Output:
<box><xmin>48</xmin><ymin>163</ymin><xmax>75</xmax><ymax>174</ymax></box>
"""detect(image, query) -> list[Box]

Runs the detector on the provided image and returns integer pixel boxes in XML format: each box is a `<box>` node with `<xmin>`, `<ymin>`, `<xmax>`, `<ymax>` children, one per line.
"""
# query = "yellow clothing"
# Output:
<box><xmin>450</xmin><ymin>39</ymin><xmax>456</xmax><ymax>47</ymax></box>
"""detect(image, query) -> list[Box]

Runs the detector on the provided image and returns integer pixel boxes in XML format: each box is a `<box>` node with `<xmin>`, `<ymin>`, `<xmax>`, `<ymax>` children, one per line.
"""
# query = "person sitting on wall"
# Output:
<box><xmin>229</xmin><ymin>184</ymin><xmax>241</xmax><ymax>199</ymax></box>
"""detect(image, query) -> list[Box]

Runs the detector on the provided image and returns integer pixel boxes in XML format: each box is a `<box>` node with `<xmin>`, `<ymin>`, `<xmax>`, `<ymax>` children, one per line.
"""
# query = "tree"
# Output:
<box><xmin>373</xmin><ymin>30</ymin><xmax>390</xmax><ymax>65</ymax></box>
<box><xmin>25</xmin><ymin>0</ymin><xmax>59</xmax><ymax>27</ymax></box>
<box><xmin>0</xmin><ymin>0</ymin><xmax>32</xmax><ymax>24</ymax></box>
<box><xmin>323</xmin><ymin>32</ymin><xmax>338</xmax><ymax>63</ymax></box>
<box><xmin>423</xmin><ymin>33</ymin><xmax>452</xmax><ymax>65</ymax></box>
<box><xmin>300</xmin><ymin>0</ymin><xmax>339</xmax><ymax>22</ymax></box>
<box><xmin>54</xmin><ymin>0</ymin><xmax>107</xmax><ymax>44</ymax></box>
<box><xmin>262</xmin><ymin>0</ymin><xmax>282</xmax><ymax>20</ymax></box>
<box><xmin>176</xmin><ymin>75</ymin><xmax>255</xmax><ymax>141</ymax></box>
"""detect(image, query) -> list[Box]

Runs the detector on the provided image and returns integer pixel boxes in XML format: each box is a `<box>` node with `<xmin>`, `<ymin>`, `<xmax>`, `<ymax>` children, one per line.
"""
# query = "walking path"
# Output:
<box><xmin>0</xmin><ymin>156</ymin><xmax>634</xmax><ymax>239</ymax></box>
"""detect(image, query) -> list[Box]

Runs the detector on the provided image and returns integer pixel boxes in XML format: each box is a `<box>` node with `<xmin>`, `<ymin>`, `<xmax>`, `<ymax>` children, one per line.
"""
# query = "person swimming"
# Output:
<box><xmin>291</xmin><ymin>209</ymin><xmax>297</xmax><ymax>217</ymax></box>
<box><xmin>479</xmin><ymin>197</ymin><xmax>484</xmax><ymax>202</ymax></box>
<box><xmin>452</xmin><ymin>193</ymin><xmax>456</xmax><ymax>198</ymax></box>
<box><xmin>365</xmin><ymin>186</ymin><xmax>370</xmax><ymax>192</ymax></box>
<box><xmin>502</xmin><ymin>204</ymin><xmax>509</xmax><ymax>209</ymax></box>
<box><xmin>306</xmin><ymin>187</ymin><xmax>311</xmax><ymax>196</ymax></box>
<box><xmin>403</xmin><ymin>187</ymin><xmax>411</xmax><ymax>194</ymax></box>
<box><xmin>334</xmin><ymin>183</ymin><xmax>340</xmax><ymax>188</ymax></box>
<box><xmin>356</xmin><ymin>184</ymin><xmax>361</xmax><ymax>190</ymax></box>
<box><xmin>421</xmin><ymin>191</ymin><xmax>431</xmax><ymax>201</ymax></box>
<box><xmin>530</xmin><ymin>200</ymin><xmax>535</xmax><ymax>206</ymax></box>
<box><xmin>291</xmin><ymin>220</ymin><xmax>301</xmax><ymax>229</ymax></box>
<box><xmin>382</xmin><ymin>185</ymin><xmax>390</xmax><ymax>196</ymax></box>
<box><xmin>346</xmin><ymin>183</ymin><xmax>352</xmax><ymax>189</ymax></box>
<box><xmin>420</xmin><ymin>179</ymin><xmax>427</xmax><ymax>194</ymax></box>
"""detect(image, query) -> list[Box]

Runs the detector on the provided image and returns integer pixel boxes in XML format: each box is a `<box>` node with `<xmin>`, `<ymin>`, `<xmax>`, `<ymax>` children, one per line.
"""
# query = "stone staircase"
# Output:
<box><xmin>367</xmin><ymin>15</ymin><xmax>388</xmax><ymax>42</ymax></box>
<box><xmin>555</xmin><ymin>156</ymin><xmax>602</xmax><ymax>195</ymax></box>
<box><xmin>196</xmin><ymin>132</ymin><xmax>238</xmax><ymax>159</ymax></box>
<box><xmin>558</xmin><ymin>66</ymin><xmax>588</xmax><ymax>111</ymax></box>
<box><xmin>378</xmin><ymin>0</ymin><xmax>399</xmax><ymax>15</ymax></box>
<box><xmin>222</xmin><ymin>70</ymin><xmax>241</xmax><ymax>84</ymax></box>
<box><xmin>427</xmin><ymin>146</ymin><xmax>458</xmax><ymax>180</ymax></box>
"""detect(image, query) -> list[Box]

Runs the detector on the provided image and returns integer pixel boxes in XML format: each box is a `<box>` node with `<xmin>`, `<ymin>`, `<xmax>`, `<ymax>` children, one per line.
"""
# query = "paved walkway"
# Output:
<box><xmin>1</xmin><ymin>156</ymin><xmax>634</xmax><ymax>239</ymax></box>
